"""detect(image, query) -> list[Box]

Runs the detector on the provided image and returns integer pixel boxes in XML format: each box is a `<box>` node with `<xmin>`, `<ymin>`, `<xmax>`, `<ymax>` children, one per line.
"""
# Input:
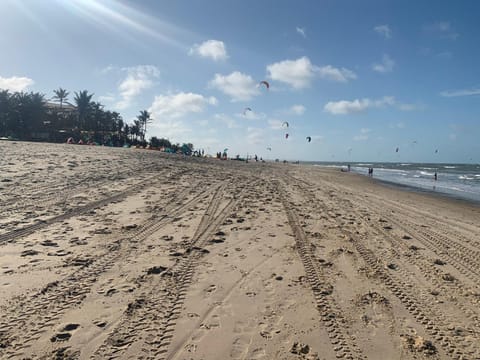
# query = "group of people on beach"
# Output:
<box><xmin>216</xmin><ymin>151</ymin><xmax>227</xmax><ymax>160</ymax></box>
<box><xmin>66</xmin><ymin>137</ymin><xmax>97</xmax><ymax>146</ymax></box>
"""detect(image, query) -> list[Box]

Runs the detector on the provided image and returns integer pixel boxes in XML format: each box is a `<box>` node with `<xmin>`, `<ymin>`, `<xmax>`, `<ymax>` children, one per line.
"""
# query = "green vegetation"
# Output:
<box><xmin>0</xmin><ymin>88</ymin><xmax>194</xmax><ymax>152</ymax></box>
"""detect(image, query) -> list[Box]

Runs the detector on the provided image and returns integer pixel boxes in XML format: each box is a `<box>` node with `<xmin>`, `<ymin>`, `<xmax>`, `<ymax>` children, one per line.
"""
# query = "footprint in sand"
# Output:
<box><xmin>50</xmin><ymin>324</ymin><xmax>80</xmax><ymax>343</ymax></box>
<box><xmin>230</xmin><ymin>334</ymin><xmax>253</xmax><ymax>359</ymax></box>
<box><xmin>205</xmin><ymin>284</ymin><xmax>217</xmax><ymax>294</ymax></box>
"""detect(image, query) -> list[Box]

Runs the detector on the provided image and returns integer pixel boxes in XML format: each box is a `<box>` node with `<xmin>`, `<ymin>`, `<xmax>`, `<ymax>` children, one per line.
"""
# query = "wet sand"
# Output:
<box><xmin>1</xmin><ymin>141</ymin><xmax>480</xmax><ymax>359</ymax></box>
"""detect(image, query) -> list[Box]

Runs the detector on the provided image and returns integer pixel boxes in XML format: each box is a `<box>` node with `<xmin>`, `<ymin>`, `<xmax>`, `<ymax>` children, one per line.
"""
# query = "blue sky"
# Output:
<box><xmin>1</xmin><ymin>0</ymin><xmax>479</xmax><ymax>162</ymax></box>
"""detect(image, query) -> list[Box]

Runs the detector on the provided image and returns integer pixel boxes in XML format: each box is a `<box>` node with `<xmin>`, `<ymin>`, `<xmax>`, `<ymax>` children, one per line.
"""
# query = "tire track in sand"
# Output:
<box><xmin>287</xmin><ymin>174</ymin><xmax>479</xmax><ymax>359</ymax></box>
<box><xmin>277</xmin><ymin>180</ymin><xmax>366</xmax><ymax>360</ymax></box>
<box><xmin>0</xmin><ymin>181</ymin><xmax>216</xmax><ymax>358</ymax></box>
<box><xmin>91</xmin><ymin>179</ymin><xmax>254</xmax><ymax>360</ymax></box>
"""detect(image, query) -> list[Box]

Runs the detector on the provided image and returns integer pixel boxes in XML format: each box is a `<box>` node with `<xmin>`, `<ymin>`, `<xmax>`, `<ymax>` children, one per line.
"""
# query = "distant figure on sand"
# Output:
<box><xmin>368</xmin><ymin>168</ymin><xmax>373</xmax><ymax>177</ymax></box>
<box><xmin>434</xmin><ymin>172</ymin><xmax>437</xmax><ymax>181</ymax></box>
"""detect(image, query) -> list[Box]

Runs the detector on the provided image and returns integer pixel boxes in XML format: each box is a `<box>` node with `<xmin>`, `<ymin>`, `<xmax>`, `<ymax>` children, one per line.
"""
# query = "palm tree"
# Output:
<box><xmin>0</xmin><ymin>90</ymin><xmax>12</xmax><ymax>135</ymax></box>
<box><xmin>52</xmin><ymin>88</ymin><xmax>69</xmax><ymax>109</ymax></box>
<box><xmin>137</xmin><ymin>110</ymin><xmax>152</xmax><ymax>142</ymax></box>
<box><xmin>132</xmin><ymin>119</ymin><xmax>142</xmax><ymax>142</ymax></box>
<box><xmin>11</xmin><ymin>92</ymin><xmax>46</xmax><ymax>138</ymax></box>
<box><xmin>74</xmin><ymin>90</ymin><xmax>93</xmax><ymax>129</ymax></box>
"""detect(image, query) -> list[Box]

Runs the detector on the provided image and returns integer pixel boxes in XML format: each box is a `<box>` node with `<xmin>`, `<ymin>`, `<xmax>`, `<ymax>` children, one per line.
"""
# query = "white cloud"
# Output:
<box><xmin>267</xmin><ymin>57</ymin><xmax>316</xmax><ymax>89</ymax></box>
<box><xmin>214</xmin><ymin>113</ymin><xmax>240</xmax><ymax>129</ymax></box>
<box><xmin>246</xmin><ymin>127</ymin><xmax>264</xmax><ymax>145</ymax></box>
<box><xmin>309</xmin><ymin>135</ymin><xmax>324</xmax><ymax>142</ymax></box>
<box><xmin>209</xmin><ymin>71</ymin><xmax>260</xmax><ymax>102</ymax></box>
<box><xmin>0</xmin><ymin>76</ymin><xmax>34</xmax><ymax>92</ymax></box>
<box><xmin>425</xmin><ymin>21</ymin><xmax>459</xmax><ymax>40</ymax></box>
<box><xmin>318</xmin><ymin>65</ymin><xmax>357</xmax><ymax>82</ymax></box>
<box><xmin>116</xmin><ymin>65</ymin><xmax>160</xmax><ymax>109</ymax></box>
<box><xmin>149</xmin><ymin>92</ymin><xmax>217</xmax><ymax>119</ymax></box>
<box><xmin>239</xmin><ymin>109</ymin><xmax>265</xmax><ymax>121</ymax></box>
<box><xmin>296</xmin><ymin>27</ymin><xmax>306</xmax><ymax>38</ymax></box>
<box><xmin>440</xmin><ymin>88</ymin><xmax>480</xmax><ymax>97</ymax></box>
<box><xmin>149</xmin><ymin>119</ymin><xmax>191</xmax><ymax>140</ymax></box>
<box><xmin>324</xmin><ymin>96</ymin><xmax>395</xmax><ymax>115</ymax></box>
<box><xmin>268</xmin><ymin>119</ymin><xmax>285</xmax><ymax>130</ymax></box>
<box><xmin>267</xmin><ymin>57</ymin><xmax>356</xmax><ymax>89</ymax></box>
<box><xmin>189</xmin><ymin>39</ymin><xmax>228</xmax><ymax>61</ymax></box>
<box><xmin>353</xmin><ymin>135</ymin><xmax>369</xmax><ymax>141</ymax></box>
<box><xmin>289</xmin><ymin>104</ymin><xmax>306</xmax><ymax>115</ymax></box>
<box><xmin>372</xmin><ymin>54</ymin><xmax>395</xmax><ymax>73</ymax></box>
<box><xmin>100</xmin><ymin>65</ymin><xmax>116</xmax><ymax>74</ymax></box>
<box><xmin>397</xmin><ymin>103</ymin><xmax>425</xmax><ymax>111</ymax></box>
<box><xmin>353</xmin><ymin>128</ymin><xmax>371</xmax><ymax>141</ymax></box>
<box><xmin>374</xmin><ymin>25</ymin><xmax>392</xmax><ymax>39</ymax></box>
<box><xmin>99</xmin><ymin>93</ymin><xmax>116</xmax><ymax>103</ymax></box>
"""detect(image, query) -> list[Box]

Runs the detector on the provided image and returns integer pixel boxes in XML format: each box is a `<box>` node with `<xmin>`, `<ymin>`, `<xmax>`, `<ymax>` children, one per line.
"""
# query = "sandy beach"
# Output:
<box><xmin>1</xmin><ymin>141</ymin><xmax>480</xmax><ymax>360</ymax></box>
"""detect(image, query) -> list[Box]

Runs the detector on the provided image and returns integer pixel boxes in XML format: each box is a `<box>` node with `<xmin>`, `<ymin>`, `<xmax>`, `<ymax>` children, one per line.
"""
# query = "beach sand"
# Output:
<box><xmin>1</xmin><ymin>141</ymin><xmax>480</xmax><ymax>359</ymax></box>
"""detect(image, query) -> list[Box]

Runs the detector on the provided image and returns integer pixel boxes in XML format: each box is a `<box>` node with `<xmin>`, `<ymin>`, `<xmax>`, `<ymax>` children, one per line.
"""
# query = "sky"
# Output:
<box><xmin>1</xmin><ymin>0</ymin><xmax>479</xmax><ymax>163</ymax></box>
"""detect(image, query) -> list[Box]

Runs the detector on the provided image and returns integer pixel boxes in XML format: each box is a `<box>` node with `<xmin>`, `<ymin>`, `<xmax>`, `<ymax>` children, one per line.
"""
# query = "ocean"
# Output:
<box><xmin>309</xmin><ymin>162</ymin><xmax>480</xmax><ymax>203</ymax></box>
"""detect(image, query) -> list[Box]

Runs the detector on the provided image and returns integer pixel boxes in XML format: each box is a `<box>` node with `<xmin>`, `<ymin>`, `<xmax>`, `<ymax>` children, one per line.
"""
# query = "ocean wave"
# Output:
<box><xmin>444</xmin><ymin>166</ymin><xmax>457</xmax><ymax>169</ymax></box>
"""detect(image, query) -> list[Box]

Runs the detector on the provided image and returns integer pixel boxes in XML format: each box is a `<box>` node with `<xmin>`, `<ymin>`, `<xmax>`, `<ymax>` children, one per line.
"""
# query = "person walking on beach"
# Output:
<box><xmin>434</xmin><ymin>172</ymin><xmax>437</xmax><ymax>181</ymax></box>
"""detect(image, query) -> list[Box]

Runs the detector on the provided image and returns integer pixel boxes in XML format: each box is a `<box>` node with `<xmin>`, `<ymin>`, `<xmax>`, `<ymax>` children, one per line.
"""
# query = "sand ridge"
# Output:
<box><xmin>1</xmin><ymin>141</ymin><xmax>480</xmax><ymax>359</ymax></box>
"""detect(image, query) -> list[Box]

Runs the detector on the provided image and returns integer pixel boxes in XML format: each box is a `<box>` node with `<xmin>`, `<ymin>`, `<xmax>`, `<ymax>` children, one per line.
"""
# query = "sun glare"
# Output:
<box><xmin>56</xmin><ymin>0</ymin><xmax>190</xmax><ymax>49</ymax></box>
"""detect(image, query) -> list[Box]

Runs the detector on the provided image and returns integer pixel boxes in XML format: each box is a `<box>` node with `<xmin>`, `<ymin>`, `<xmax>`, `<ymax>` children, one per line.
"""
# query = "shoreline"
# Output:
<box><xmin>306</xmin><ymin>162</ymin><xmax>480</xmax><ymax>206</ymax></box>
<box><xmin>373</xmin><ymin>176</ymin><xmax>480</xmax><ymax>207</ymax></box>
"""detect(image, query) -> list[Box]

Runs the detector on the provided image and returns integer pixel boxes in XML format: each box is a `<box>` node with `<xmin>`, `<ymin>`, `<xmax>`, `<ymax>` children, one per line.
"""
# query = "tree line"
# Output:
<box><xmin>0</xmin><ymin>87</ymin><xmax>193</xmax><ymax>152</ymax></box>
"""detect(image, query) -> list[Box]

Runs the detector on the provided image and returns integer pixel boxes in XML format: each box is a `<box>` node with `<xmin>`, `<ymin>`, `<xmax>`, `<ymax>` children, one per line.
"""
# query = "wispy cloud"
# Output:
<box><xmin>0</xmin><ymin>76</ymin><xmax>34</xmax><ymax>92</ymax></box>
<box><xmin>189</xmin><ymin>39</ymin><xmax>228</xmax><ymax>61</ymax></box>
<box><xmin>149</xmin><ymin>119</ymin><xmax>191</xmax><ymax>140</ymax></box>
<box><xmin>115</xmin><ymin>65</ymin><xmax>160</xmax><ymax>109</ymax></box>
<box><xmin>324</xmin><ymin>96</ymin><xmax>395</xmax><ymax>115</ymax></box>
<box><xmin>296</xmin><ymin>27</ymin><xmax>306</xmax><ymax>38</ymax></box>
<box><xmin>266</xmin><ymin>57</ymin><xmax>356</xmax><ymax>89</ymax></box>
<box><xmin>397</xmin><ymin>103</ymin><xmax>425</xmax><ymax>111</ymax></box>
<box><xmin>372</xmin><ymin>54</ymin><xmax>395</xmax><ymax>73</ymax></box>
<box><xmin>214</xmin><ymin>113</ymin><xmax>240</xmax><ymax>129</ymax></box>
<box><xmin>98</xmin><ymin>93</ymin><xmax>116</xmax><ymax>103</ymax></box>
<box><xmin>288</xmin><ymin>104</ymin><xmax>306</xmax><ymax>116</ymax></box>
<box><xmin>374</xmin><ymin>24</ymin><xmax>392</xmax><ymax>39</ymax></box>
<box><xmin>209</xmin><ymin>71</ymin><xmax>260</xmax><ymax>102</ymax></box>
<box><xmin>268</xmin><ymin>119</ymin><xmax>286</xmax><ymax>130</ymax></box>
<box><xmin>424</xmin><ymin>21</ymin><xmax>459</xmax><ymax>40</ymax></box>
<box><xmin>238</xmin><ymin>109</ymin><xmax>266</xmax><ymax>121</ymax></box>
<box><xmin>440</xmin><ymin>88</ymin><xmax>480</xmax><ymax>97</ymax></box>
<box><xmin>354</xmin><ymin>128</ymin><xmax>371</xmax><ymax>141</ymax></box>
<box><xmin>318</xmin><ymin>65</ymin><xmax>357</xmax><ymax>82</ymax></box>
<box><xmin>246</xmin><ymin>127</ymin><xmax>264</xmax><ymax>145</ymax></box>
